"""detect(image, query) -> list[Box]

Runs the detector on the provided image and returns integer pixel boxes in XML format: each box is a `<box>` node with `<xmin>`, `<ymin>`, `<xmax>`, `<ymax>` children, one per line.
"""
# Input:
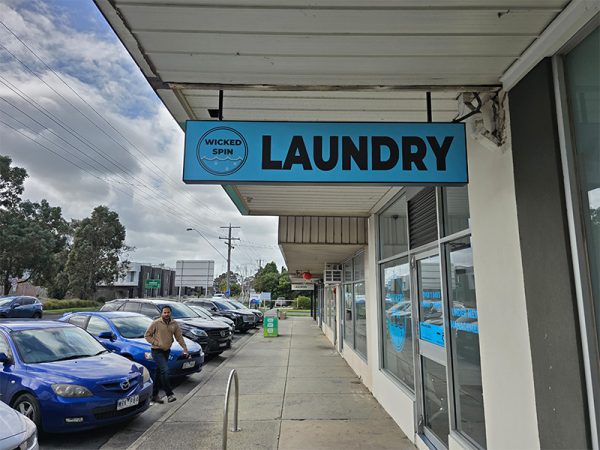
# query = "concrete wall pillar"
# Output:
<box><xmin>467</xmin><ymin>120</ymin><xmax>540</xmax><ymax>448</ymax></box>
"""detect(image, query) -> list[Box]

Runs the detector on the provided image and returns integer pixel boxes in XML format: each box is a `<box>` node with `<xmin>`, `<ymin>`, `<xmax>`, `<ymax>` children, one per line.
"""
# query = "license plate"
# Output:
<box><xmin>182</xmin><ymin>361</ymin><xmax>196</xmax><ymax>369</ymax></box>
<box><xmin>117</xmin><ymin>395</ymin><xmax>139</xmax><ymax>411</ymax></box>
<box><xmin>219</xmin><ymin>342</ymin><xmax>228</xmax><ymax>347</ymax></box>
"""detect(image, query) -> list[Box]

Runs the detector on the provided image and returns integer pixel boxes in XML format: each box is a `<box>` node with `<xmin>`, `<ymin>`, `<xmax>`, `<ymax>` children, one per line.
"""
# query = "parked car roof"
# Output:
<box><xmin>67</xmin><ymin>311</ymin><xmax>141</xmax><ymax>318</ymax></box>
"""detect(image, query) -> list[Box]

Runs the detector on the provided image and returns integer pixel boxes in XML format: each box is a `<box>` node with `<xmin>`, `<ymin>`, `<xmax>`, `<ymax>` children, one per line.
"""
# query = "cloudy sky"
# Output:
<box><xmin>0</xmin><ymin>0</ymin><xmax>284</xmax><ymax>275</ymax></box>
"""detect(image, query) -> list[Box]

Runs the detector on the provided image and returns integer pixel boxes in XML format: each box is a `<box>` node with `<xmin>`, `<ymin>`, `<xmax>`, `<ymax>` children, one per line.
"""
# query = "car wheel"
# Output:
<box><xmin>32</xmin><ymin>312</ymin><xmax>42</xmax><ymax>319</ymax></box>
<box><xmin>13</xmin><ymin>393</ymin><xmax>42</xmax><ymax>430</ymax></box>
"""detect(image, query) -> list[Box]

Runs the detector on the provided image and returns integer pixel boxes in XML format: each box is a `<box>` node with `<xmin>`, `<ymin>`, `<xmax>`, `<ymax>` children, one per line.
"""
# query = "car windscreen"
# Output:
<box><xmin>229</xmin><ymin>300</ymin><xmax>247</xmax><ymax>309</ymax></box>
<box><xmin>0</xmin><ymin>298</ymin><xmax>16</xmax><ymax>307</ymax></box>
<box><xmin>222</xmin><ymin>301</ymin><xmax>242</xmax><ymax>310</ymax></box>
<box><xmin>11</xmin><ymin>326</ymin><xmax>107</xmax><ymax>364</ymax></box>
<box><xmin>164</xmin><ymin>303</ymin><xmax>199</xmax><ymax>319</ymax></box>
<box><xmin>189</xmin><ymin>306</ymin><xmax>211</xmax><ymax>320</ymax></box>
<box><xmin>112</xmin><ymin>315</ymin><xmax>153</xmax><ymax>338</ymax></box>
<box><xmin>213</xmin><ymin>300</ymin><xmax>235</xmax><ymax>311</ymax></box>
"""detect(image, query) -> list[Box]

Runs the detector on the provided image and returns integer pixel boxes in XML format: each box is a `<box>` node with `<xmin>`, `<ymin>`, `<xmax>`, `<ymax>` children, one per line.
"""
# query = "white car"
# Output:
<box><xmin>0</xmin><ymin>399</ymin><xmax>38</xmax><ymax>450</ymax></box>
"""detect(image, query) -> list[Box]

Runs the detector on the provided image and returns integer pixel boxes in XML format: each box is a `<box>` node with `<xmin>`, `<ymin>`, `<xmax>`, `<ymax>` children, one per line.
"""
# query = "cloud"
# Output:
<box><xmin>0</xmin><ymin>0</ymin><xmax>283</xmax><ymax>273</ymax></box>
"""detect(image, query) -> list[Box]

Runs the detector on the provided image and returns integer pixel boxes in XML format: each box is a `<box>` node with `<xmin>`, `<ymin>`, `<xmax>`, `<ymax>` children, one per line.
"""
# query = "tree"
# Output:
<box><xmin>253</xmin><ymin>262</ymin><xmax>280</xmax><ymax>294</ymax></box>
<box><xmin>213</xmin><ymin>271</ymin><xmax>241</xmax><ymax>296</ymax></box>
<box><xmin>0</xmin><ymin>156</ymin><xmax>68</xmax><ymax>294</ymax></box>
<box><xmin>65</xmin><ymin>206</ymin><xmax>129</xmax><ymax>299</ymax></box>
<box><xmin>273</xmin><ymin>268</ymin><xmax>292</xmax><ymax>300</ymax></box>
<box><xmin>0</xmin><ymin>155</ymin><xmax>27</xmax><ymax>210</ymax></box>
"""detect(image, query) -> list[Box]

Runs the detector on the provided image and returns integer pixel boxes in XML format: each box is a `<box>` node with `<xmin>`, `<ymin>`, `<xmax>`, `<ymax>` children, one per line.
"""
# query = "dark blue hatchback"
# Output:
<box><xmin>0</xmin><ymin>296</ymin><xmax>43</xmax><ymax>318</ymax></box>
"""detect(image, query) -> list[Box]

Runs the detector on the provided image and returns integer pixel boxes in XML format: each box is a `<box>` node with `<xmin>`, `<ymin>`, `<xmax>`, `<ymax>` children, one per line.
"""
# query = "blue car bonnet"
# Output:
<box><xmin>25</xmin><ymin>353</ymin><xmax>142</xmax><ymax>385</ymax></box>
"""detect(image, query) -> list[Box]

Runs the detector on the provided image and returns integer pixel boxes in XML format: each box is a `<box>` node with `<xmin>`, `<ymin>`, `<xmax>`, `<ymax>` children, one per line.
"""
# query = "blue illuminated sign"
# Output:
<box><xmin>183</xmin><ymin>121</ymin><xmax>467</xmax><ymax>185</ymax></box>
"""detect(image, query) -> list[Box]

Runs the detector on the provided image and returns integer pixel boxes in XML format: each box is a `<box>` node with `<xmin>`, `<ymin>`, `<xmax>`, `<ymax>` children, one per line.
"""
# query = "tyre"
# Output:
<box><xmin>13</xmin><ymin>393</ymin><xmax>42</xmax><ymax>430</ymax></box>
<box><xmin>32</xmin><ymin>312</ymin><xmax>42</xmax><ymax>319</ymax></box>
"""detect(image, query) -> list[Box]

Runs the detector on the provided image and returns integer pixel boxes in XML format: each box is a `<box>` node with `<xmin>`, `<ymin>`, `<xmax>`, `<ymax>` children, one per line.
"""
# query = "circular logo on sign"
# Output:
<box><xmin>196</xmin><ymin>127</ymin><xmax>248</xmax><ymax>176</ymax></box>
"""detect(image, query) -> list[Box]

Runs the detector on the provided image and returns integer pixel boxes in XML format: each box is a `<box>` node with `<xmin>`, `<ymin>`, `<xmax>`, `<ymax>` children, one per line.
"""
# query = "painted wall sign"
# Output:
<box><xmin>183</xmin><ymin>121</ymin><xmax>467</xmax><ymax>185</ymax></box>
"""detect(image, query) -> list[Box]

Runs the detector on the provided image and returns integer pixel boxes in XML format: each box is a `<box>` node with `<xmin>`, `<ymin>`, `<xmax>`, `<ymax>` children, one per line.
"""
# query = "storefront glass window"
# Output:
<box><xmin>344</xmin><ymin>284</ymin><xmax>354</xmax><ymax>346</ymax></box>
<box><xmin>381</xmin><ymin>258</ymin><xmax>414</xmax><ymax>390</ymax></box>
<box><xmin>447</xmin><ymin>238</ymin><xmax>486</xmax><ymax>448</ymax></box>
<box><xmin>565</xmin><ymin>27</ymin><xmax>600</xmax><ymax>350</ymax></box>
<box><xmin>422</xmin><ymin>357</ymin><xmax>450</xmax><ymax>447</ymax></box>
<box><xmin>418</xmin><ymin>255</ymin><xmax>444</xmax><ymax>347</ymax></box>
<box><xmin>344</xmin><ymin>262</ymin><xmax>353</xmax><ymax>283</ymax></box>
<box><xmin>380</xmin><ymin>196</ymin><xmax>408</xmax><ymax>259</ymax></box>
<box><xmin>443</xmin><ymin>186</ymin><xmax>470</xmax><ymax>236</ymax></box>
<box><xmin>354</xmin><ymin>282</ymin><xmax>367</xmax><ymax>357</ymax></box>
<box><xmin>353</xmin><ymin>253</ymin><xmax>364</xmax><ymax>281</ymax></box>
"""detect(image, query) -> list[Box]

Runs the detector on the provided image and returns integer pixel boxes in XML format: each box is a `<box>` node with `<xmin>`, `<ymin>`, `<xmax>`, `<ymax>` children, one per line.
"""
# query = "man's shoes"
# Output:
<box><xmin>152</xmin><ymin>395</ymin><xmax>165</xmax><ymax>404</ymax></box>
<box><xmin>167</xmin><ymin>395</ymin><xmax>176</xmax><ymax>403</ymax></box>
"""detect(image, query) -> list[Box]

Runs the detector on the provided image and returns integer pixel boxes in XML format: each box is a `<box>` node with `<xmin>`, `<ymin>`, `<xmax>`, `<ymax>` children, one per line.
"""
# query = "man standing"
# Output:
<box><xmin>144</xmin><ymin>305</ymin><xmax>188</xmax><ymax>403</ymax></box>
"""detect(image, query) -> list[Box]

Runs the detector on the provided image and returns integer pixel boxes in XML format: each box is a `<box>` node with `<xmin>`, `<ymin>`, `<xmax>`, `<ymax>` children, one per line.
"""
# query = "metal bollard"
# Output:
<box><xmin>222</xmin><ymin>369</ymin><xmax>241</xmax><ymax>450</ymax></box>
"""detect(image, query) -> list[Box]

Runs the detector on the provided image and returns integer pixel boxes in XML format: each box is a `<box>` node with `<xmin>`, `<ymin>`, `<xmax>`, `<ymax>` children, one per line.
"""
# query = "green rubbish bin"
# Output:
<box><xmin>263</xmin><ymin>316</ymin><xmax>278</xmax><ymax>337</ymax></box>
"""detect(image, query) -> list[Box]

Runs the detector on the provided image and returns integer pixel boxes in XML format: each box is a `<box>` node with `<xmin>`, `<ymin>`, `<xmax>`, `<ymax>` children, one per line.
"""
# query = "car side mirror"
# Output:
<box><xmin>11</xmin><ymin>303</ymin><xmax>20</xmax><ymax>309</ymax></box>
<box><xmin>98</xmin><ymin>331</ymin><xmax>117</xmax><ymax>341</ymax></box>
<box><xmin>0</xmin><ymin>352</ymin><xmax>12</xmax><ymax>364</ymax></box>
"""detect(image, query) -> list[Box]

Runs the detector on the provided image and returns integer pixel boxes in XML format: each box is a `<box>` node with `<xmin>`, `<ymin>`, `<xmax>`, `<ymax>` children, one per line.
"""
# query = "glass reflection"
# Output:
<box><xmin>344</xmin><ymin>284</ymin><xmax>354</xmax><ymax>346</ymax></box>
<box><xmin>448</xmin><ymin>238</ymin><xmax>486</xmax><ymax>448</ymax></box>
<box><xmin>565</xmin><ymin>27</ymin><xmax>600</xmax><ymax>348</ymax></box>
<box><xmin>381</xmin><ymin>258</ymin><xmax>414</xmax><ymax>389</ymax></box>
<box><xmin>423</xmin><ymin>357</ymin><xmax>449</xmax><ymax>446</ymax></box>
<box><xmin>380</xmin><ymin>196</ymin><xmax>408</xmax><ymax>259</ymax></box>
<box><xmin>354</xmin><ymin>282</ymin><xmax>367</xmax><ymax>357</ymax></box>
<box><xmin>443</xmin><ymin>186</ymin><xmax>470</xmax><ymax>236</ymax></box>
<box><xmin>418</xmin><ymin>255</ymin><xmax>444</xmax><ymax>347</ymax></box>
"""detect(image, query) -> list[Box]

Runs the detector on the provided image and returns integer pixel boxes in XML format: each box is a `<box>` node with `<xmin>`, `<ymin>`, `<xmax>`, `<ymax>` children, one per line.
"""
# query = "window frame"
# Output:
<box><xmin>86</xmin><ymin>316</ymin><xmax>112</xmax><ymax>336</ymax></box>
<box><xmin>552</xmin><ymin>24</ymin><xmax>600</xmax><ymax>447</ymax></box>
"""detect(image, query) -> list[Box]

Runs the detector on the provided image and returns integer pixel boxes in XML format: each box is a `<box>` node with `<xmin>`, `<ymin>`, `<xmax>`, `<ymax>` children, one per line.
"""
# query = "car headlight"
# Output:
<box><xmin>142</xmin><ymin>366</ymin><xmax>151</xmax><ymax>383</ymax></box>
<box><xmin>190</xmin><ymin>328</ymin><xmax>208</xmax><ymax>337</ymax></box>
<box><xmin>22</xmin><ymin>416</ymin><xmax>37</xmax><ymax>449</ymax></box>
<box><xmin>144</xmin><ymin>352</ymin><xmax>153</xmax><ymax>360</ymax></box>
<box><xmin>51</xmin><ymin>384</ymin><xmax>92</xmax><ymax>397</ymax></box>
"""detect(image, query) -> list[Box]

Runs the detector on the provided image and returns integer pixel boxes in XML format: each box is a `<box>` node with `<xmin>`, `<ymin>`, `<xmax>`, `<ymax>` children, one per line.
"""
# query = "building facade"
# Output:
<box><xmin>98</xmin><ymin>262</ymin><xmax>177</xmax><ymax>299</ymax></box>
<box><xmin>96</xmin><ymin>2</ymin><xmax>599</xmax><ymax>448</ymax></box>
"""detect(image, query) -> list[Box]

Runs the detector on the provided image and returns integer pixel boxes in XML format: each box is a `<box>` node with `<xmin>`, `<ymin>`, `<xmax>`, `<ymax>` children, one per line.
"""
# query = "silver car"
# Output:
<box><xmin>0</xmin><ymin>399</ymin><xmax>38</xmax><ymax>450</ymax></box>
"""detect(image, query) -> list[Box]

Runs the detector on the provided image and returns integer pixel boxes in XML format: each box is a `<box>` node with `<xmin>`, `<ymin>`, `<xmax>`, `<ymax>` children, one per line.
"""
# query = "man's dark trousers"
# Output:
<box><xmin>151</xmin><ymin>348</ymin><xmax>173</xmax><ymax>397</ymax></box>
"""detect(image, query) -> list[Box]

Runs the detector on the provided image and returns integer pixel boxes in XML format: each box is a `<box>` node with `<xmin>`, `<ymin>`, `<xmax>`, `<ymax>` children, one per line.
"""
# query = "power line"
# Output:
<box><xmin>0</xmin><ymin>23</ymin><xmax>217</xmax><ymax>215</ymax></box>
<box><xmin>0</xmin><ymin>92</ymin><xmax>215</xmax><ymax>235</ymax></box>
<box><xmin>186</xmin><ymin>228</ymin><xmax>227</xmax><ymax>261</ymax></box>
<box><xmin>0</xmin><ymin>77</ymin><xmax>223</xmax><ymax>240</ymax></box>
<box><xmin>0</xmin><ymin>120</ymin><xmax>231</xmax><ymax>264</ymax></box>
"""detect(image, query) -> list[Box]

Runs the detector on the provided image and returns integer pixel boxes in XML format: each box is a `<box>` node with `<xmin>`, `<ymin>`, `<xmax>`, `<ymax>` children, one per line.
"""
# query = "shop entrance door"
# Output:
<box><xmin>413</xmin><ymin>251</ymin><xmax>449</xmax><ymax>449</ymax></box>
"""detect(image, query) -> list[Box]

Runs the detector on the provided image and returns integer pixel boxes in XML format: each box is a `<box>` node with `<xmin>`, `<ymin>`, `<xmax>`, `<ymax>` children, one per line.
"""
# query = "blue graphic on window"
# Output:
<box><xmin>385</xmin><ymin>301</ymin><xmax>411</xmax><ymax>352</ymax></box>
<box><xmin>387</xmin><ymin>317</ymin><xmax>408</xmax><ymax>352</ymax></box>
<box><xmin>450</xmin><ymin>320</ymin><xmax>479</xmax><ymax>334</ymax></box>
<box><xmin>420</xmin><ymin>322</ymin><xmax>445</xmax><ymax>346</ymax></box>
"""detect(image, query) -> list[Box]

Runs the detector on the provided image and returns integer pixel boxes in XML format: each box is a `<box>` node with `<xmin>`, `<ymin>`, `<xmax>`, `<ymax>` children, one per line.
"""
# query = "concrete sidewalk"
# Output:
<box><xmin>128</xmin><ymin>317</ymin><xmax>415</xmax><ymax>450</ymax></box>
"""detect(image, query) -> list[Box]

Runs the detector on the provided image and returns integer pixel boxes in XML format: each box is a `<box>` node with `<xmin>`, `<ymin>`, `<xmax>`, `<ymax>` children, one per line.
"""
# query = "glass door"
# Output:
<box><xmin>413</xmin><ymin>251</ymin><xmax>449</xmax><ymax>449</ymax></box>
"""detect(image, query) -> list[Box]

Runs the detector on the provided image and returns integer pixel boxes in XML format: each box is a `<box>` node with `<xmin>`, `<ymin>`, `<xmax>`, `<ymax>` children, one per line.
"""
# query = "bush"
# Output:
<box><xmin>295</xmin><ymin>295</ymin><xmax>311</xmax><ymax>310</ymax></box>
<box><xmin>44</xmin><ymin>299</ymin><xmax>100</xmax><ymax>310</ymax></box>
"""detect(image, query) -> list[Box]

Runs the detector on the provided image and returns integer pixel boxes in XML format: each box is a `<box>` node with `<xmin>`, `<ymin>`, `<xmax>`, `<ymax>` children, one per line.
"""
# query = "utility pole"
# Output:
<box><xmin>220</xmin><ymin>224</ymin><xmax>240</xmax><ymax>298</ymax></box>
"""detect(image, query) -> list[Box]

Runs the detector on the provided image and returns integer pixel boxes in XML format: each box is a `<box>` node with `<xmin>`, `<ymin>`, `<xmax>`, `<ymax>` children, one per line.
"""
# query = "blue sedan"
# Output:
<box><xmin>60</xmin><ymin>312</ymin><xmax>204</xmax><ymax>377</ymax></box>
<box><xmin>0</xmin><ymin>321</ymin><xmax>153</xmax><ymax>433</ymax></box>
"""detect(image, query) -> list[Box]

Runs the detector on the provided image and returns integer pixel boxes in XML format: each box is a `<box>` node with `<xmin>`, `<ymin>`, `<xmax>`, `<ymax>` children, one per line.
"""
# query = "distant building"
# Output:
<box><xmin>175</xmin><ymin>260</ymin><xmax>215</xmax><ymax>296</ymax></box>
<box><xmin>97</xmin><ymin>262</ymin><xmax>176</xmax><ymax>300</ymax></box>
